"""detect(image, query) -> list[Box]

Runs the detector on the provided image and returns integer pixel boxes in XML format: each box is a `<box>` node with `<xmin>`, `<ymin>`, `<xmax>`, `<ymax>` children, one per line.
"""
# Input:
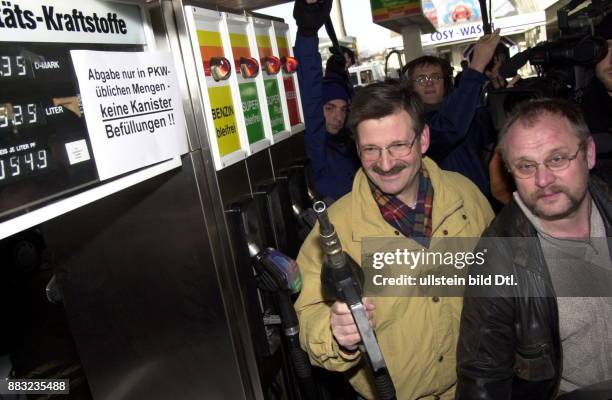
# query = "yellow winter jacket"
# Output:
<box><xmin>295</xmin><ymin>158</ymin><xmax>494</xmax><ymax>400</ymax></box>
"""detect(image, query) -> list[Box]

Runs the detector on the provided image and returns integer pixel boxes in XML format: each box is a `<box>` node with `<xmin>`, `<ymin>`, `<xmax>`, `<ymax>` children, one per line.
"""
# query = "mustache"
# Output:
<box><xmin>534</xmin><ymin>185</ymin><xmax>566</xmax><ymax>198</ymax></box>
<box><xmin>372</xmin><ymin>163</ymin><xmax>406</xmax><ymax>176</ymax></box>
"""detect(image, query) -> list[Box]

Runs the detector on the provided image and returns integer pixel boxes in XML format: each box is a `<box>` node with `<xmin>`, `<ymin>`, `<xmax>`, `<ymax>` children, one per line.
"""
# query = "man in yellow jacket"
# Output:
<box><xmin>295</xmin><ymin>81</ymin><xmax>494</xmax><ymax>399</ymax></box>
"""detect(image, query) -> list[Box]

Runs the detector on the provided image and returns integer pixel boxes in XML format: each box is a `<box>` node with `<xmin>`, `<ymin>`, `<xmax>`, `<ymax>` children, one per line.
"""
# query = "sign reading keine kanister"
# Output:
<box><xmin>71</xmin><ymin>50</ymin><xmax>188</xmax><ymax>180</ymax></box>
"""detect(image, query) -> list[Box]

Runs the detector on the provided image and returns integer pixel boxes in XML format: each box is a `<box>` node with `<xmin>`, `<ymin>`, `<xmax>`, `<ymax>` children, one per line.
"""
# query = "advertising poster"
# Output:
<box><xmin>370</xmin><ymin>0</ymin><xmax>422</xmax><ymax>22</ymax></box>
<box><xmin>435</xmin><ymin>0</ymin><xmax>481</xmax><ymax>27</ymax></box>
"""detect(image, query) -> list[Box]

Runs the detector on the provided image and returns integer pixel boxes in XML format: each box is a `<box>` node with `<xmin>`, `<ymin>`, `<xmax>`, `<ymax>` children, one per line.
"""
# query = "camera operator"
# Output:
<box><xmin>580</xmin><ymin>13</ymin><xmax>612</xmax><ymax>179</ymax></box>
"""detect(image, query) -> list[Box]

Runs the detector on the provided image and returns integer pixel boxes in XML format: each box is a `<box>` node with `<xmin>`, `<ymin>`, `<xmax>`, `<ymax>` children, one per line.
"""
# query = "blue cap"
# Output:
<box><xmin>322</xmin><ymin>80</ymin><xmax>350</xmax><ymax>105</ymax></box>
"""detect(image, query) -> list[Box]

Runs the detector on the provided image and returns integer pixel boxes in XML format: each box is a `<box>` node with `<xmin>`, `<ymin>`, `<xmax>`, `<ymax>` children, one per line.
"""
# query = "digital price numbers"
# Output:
<box><xmin>0</xmin><ymin>148</ymin><xmax>50</xmax><ymax>186</ymax></box>
<box><xmin>0</xmin><ymin>102</ymin><xmax>46</xmax><ymax>131</ymax></box>
<box><xmin>0</xmin><ymin>55</ymin><xmax>32</xmax><ymax>80</ymax></box>
<box><xmin>0</xmin><ymin>100</ymin><xmax>50</xmax><ymax>186</ymax></box>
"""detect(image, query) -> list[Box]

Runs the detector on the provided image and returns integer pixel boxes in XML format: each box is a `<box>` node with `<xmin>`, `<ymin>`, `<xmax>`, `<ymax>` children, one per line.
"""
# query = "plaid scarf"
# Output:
<box><xmin>370</xmin><ymin>168</ymin><xmax>434</xmax><ymax>247</ymax></box>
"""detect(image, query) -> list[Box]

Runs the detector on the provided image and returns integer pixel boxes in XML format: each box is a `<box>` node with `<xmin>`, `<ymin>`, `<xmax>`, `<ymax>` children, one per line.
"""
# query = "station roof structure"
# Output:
<box><xmin>184</xmin><ymin>0</ymin><xmax>293</xmax><ymax>11</ymax></box>
<box><xmin>185</xmin><ymin>0</ymin><xmax>548</xmax><ymax>16</ymax></box>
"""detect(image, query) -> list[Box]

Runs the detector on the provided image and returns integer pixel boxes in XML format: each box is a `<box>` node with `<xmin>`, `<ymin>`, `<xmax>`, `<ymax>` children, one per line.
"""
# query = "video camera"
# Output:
<box><xmin>489</xmin><ymin>0</ymin><xmax>611</xmax><ymax>126</ymax></box>
<box><xmin>501</xmin><ymin>0</ymin><xmax>610</xmax><ymax>86</ymax></box>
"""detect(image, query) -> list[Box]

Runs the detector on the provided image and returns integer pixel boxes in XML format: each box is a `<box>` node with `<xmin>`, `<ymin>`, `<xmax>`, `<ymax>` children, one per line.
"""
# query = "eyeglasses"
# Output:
<box><xmin>359</xmin><ymin>136</ymin><xmax>418</xmax><ymax>162</ymax></box>
<box><xmin>412</xmin><ymin>74</ymin><xmax>444</xmax><ymax>86</ymax></box>
<box><xmin>508</xmin><ymin>142</ymin><xmax>585</xmax><ymax>179</ymax></box>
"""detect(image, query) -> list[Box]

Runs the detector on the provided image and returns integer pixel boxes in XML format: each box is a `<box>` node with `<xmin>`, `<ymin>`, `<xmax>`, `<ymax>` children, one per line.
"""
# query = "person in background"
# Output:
<box><xmin>580</xmin><ymin>13</ymin><xmax>612</xmax><ymax>180</ymax></box>
<box><xmin>293</xmin><ymin>0</ymin><xmax>360</xmax><ymax>201</ymax></box>
<box><xmin>403</xmin><ymin>30</ymin><xmax>500</xmax><ymax>201</ymax></box>
<box><xmin>295</xmin><ymin>81</ymin><xmax>494</xmax><ymax>399</ymax></box>
<box><xmin>454</xmin><ymin>59</ymin><xmax>469</xmax><ymax>88</ymax></box>
<box><xmin>488</xmin><ymin>147</ymin><xmax>515</xmax><ymax>205</ymax></box>
<box><xmin>482</xmin><ymin>42</ymin><xmax>511</xmax><ymax>90</ymax></box>
<box><xmin>456</xmin><ymin>98</ymin><xmax>612</xmax><ymax>399</ymax></box>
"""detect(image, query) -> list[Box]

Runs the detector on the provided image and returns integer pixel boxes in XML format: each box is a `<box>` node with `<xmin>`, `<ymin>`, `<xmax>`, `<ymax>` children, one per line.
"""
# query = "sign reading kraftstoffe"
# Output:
<box><xmin>0</xmin><ymin>0</ymin><xmax>145</xmax><ymax>44</ymax></box>
<box><xmin>71</xmin><ymin>50</ymin><xmax>188</xmax><ymax>180</ymax></box>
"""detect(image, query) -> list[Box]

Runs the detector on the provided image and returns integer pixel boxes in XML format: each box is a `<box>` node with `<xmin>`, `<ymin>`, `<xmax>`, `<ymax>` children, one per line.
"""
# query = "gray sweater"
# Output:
<box><xmin>515</xmin><ymin>193</ymin><xmax>612</xmax><ymax>393</ymax></box>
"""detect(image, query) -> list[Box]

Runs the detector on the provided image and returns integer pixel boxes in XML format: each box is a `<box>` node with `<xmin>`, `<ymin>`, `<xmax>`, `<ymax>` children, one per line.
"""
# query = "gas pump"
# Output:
<box><xmin>225</xmin><ymin>195</ymin><xmax>301</xmax><ymax>399</ymax></box>
<box><xmin>254</xmin><ymin>178</ymin><xmax>301</xmax><ymax>259</ymax></box>
<box><xmin>0</xmin><ymin>1</ymin><xmax>250</xmax><ymax>399</ymax></box>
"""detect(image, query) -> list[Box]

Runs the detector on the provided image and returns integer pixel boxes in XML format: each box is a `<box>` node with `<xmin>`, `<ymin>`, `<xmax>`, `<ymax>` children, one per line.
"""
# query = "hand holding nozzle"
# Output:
<box><xmin>313</xmin><ymin>201</ymin><xmax>396</xmax><ymax>399</ymax></box>
<box><xmin>331</xmin><ymin>298</ymin><xmax>376</xmax><ymax>351</ymax></box>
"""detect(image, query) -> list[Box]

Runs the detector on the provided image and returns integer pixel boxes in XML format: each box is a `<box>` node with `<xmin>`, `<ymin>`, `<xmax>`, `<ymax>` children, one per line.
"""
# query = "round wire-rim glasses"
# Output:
<box><xmin>358</xmin><ymin>136</ymin><xmax>419</xmax><ymax>162</ymax></box>
<box><xmin>412</xmin><ymin>74</ymin><xmax>445</xmax><ymax>86</ymax></box>
<box><xmin>507</xmin><ymin>141</ymin><xmax>586</xmax><ymax>179</ymax></box>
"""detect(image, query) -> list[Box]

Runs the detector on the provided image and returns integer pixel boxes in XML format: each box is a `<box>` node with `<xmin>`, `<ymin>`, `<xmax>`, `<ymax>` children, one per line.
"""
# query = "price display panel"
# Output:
<box><xmin>0</xmin><ymin>42</ymin><xmax>142</xmax><ymax>221</ymax></box>
<box><xmin>0</xmin><ymin>0</ymin><xmax>147</xmax><ymax>222</ymax></box>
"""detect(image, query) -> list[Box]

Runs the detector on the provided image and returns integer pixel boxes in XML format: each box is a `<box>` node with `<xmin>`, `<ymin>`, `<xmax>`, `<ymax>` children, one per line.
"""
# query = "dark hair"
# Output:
<box><xmin>347</xmin><ymin>81</ymin><xmax>425</xmax><ymax>139</ymax></box>
<box><xmin>498</xmin><ymin>98</ymin><xmax>591</xmax><ymax>160</ymax></box>
<box><xmin>402</xmin><ymin>55</ymin><xmax>453</xmax><ymax>93</ymax></box>
<box><xmin>460</xmin><ymin>59</ymin><xmax>469</xmax><ymax>68</ymax></box>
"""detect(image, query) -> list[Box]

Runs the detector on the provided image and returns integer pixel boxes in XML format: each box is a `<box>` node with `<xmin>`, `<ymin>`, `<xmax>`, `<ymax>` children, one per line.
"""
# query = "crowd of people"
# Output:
<box><xmin>292</xmin><ymin>0</ymin><xmax>612</xmax><ymax>399</ymax></box>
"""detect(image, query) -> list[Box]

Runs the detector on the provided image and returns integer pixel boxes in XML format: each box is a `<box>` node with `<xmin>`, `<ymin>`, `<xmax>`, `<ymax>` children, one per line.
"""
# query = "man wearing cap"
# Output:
<box><xmin>294</xmin><ymin>0</ymin><xmax>360</xmax><ymax>201</ymax></box>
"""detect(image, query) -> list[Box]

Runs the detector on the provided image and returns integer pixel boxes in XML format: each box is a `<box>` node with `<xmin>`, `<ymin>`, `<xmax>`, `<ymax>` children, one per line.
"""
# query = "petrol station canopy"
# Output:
<box><xmin>182</xmin><ymin>0</ymin><xmax>293</xmax><ymax>11</ymax></box>
<box><xmin>184</xmin><ymin>0</ymin><xmax>544</xmax><ymax>19</ymax></box>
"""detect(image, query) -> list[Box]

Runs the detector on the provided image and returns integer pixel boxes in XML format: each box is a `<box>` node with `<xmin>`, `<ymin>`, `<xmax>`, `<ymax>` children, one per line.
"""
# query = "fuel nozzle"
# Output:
<box><xmin>313</xmin><ymin>201</ymin><xmax>332</xmax><ymax>234</ymax></box>
<box><xmin>247</xmin><ymin>239</ymin><xmax>317</xmax><ymax>400</ymax></box>
<box><xmin>247</xmin><ymin>240</ymin><xmax>262</xmax><ymax>259</ymax></box>
<box><xmin>312</xmin><ymin>203</ymin><xmax>396</xmax><ymax>399</ymax></box>
<box><xmin>247</xmin><ymin>238</ymin><xmax>302</xmax><ymax>294</ymax></box>
<box><xmin>313</xmin><ymin>201</ymin><xmax>345</xmax><ymax>268</ymax></box>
